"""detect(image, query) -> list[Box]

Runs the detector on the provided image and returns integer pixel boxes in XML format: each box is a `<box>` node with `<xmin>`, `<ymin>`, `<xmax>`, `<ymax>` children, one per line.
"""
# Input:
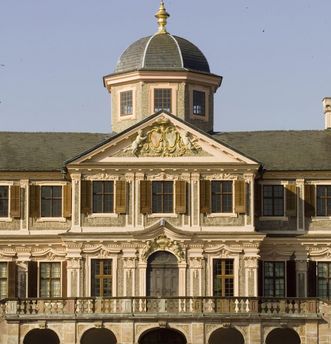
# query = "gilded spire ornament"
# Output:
<box><xmin>155</xmin><ymin>1</ymin><xmax>170</xmax><ymax>34</ymax></box>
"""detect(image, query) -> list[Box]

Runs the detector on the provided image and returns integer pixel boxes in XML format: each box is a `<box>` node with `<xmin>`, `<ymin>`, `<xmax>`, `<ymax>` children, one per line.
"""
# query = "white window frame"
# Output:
<box><xmin>189</xmin><ymin>85</ymin><xmax>209</xmax><ymax>122</ymax></box>
<box><xmin>117</xmin><ymin>86</ymin><xmax>136</xmax><ymax>120</ymax></box>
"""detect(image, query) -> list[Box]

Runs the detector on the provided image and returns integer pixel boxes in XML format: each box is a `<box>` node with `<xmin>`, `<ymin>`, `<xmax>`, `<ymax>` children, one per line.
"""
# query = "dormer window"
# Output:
<box><xmin>120</xmin><ymin>90</ymin><xmax>133</xmax><ymax>116</ymax></box>
<box><xmin>154</xmin><ymin>88</ymin><xmax>171</xmax><ymax>112</ymax></box>
<box><xmin>193</xmin><ymin>90</ymin><xmax>206</xmax><ymax>116</ymax></box>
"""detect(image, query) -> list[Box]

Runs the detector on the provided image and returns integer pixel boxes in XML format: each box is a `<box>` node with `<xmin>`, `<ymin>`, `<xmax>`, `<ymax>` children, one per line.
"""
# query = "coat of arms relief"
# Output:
<box><xmin>118</xmin><ymin>118</ymin><xmax>208</xmax><ymax>157</ymax></box>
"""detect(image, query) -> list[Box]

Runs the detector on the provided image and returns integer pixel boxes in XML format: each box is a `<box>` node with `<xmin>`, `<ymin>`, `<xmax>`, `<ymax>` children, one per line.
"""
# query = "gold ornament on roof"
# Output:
<box><xmin>155</xmin><ymin>1</ymin><xmax>170</xmax><ymax>34</ymax></box>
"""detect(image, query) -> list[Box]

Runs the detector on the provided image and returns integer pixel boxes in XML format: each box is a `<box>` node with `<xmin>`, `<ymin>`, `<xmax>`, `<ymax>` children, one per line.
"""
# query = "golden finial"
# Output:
<box><xmin>155</xmin><ymin>1</ymin><xmax>170</xmax><ymax>34</ymax></box>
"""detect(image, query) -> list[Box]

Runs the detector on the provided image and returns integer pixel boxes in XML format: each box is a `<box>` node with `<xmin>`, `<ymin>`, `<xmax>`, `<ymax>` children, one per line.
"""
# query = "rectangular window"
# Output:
<box><xmin>120</xmin><ymin>90</ymin><xmax>133</xmax><ymax>116</ymax></box>
<box><xmin>317</xmin><ymin>262</ymin><xmax>331</xmax><ymax>298</ymax></box>
<box><xmin>263</xmin><ymin>261</ymin><xmax>285</xmax><ymax>297</ymax></box>
<box><xmin>263</xmin><ymin>185</ymin><xmax>284</xmax><ymax>216</ymax></box>
<box><xmin>213</xmin><ymin>259</ymin><xmax>234</xmax><ymax>296</ymax></box>
<box><xmin>91</xmin><ymin>259</ymin><xmax>112</xmax><ymax>297</ymax></box>
<box><xmin>0</xmin><ymin>262</ymin><xmax>8</xmax><ymax>298</ymax></box>
<box><xmin>93</xmin><ymin>181</ymin><xmax>114</xmax><ymax>213</ymax></box>
<box><xmin>152</xmin><ymin>181</ymin><xmax>173</xmax><ymax>213</ymax></box>
<box><xmin>40</xmin><ymin>262</ymin><xmax>61</xmax><ymax>297</ymax></box>
<box><xmin>193</xmin><ymin>90</ymin><xmax>206</xmax><ymax>116</ymax></box>
<box><xmin>317</xmin><ymin>185</ymin><xmax>331</xmax><ymax>216</ymax></box>
<box><xmin>0</xmin><ymin>186</ymin><xmax>8</xmax><ymax>217</ymax></box>
<box><xmin>211</xmin><ymin>181</ymin><xmax>233</xmax><ymax>213</ymax></box>
<box><xmin>41</xmin><ymin>186</ymin><xmax>62</xmax><ymax>217</ymax></box>
<box><xmin>154</xmin><ymin>88</ymin><xmax>171</xmax><ymax>112</ymax></box>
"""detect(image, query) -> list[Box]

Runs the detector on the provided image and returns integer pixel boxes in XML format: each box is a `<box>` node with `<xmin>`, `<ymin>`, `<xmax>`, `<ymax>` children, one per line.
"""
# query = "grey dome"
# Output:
<box><xmin>115</xmin><ymin>33</ymin><xmax>210</xmax><ymax>74</ymax></box>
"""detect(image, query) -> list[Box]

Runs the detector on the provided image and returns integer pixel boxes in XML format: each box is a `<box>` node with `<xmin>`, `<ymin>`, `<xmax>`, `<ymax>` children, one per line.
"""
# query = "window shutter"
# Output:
<box><xmin>115</xmin><ymin>181</ymin><xmax>127</xmax><ymax>214</ymax></box>
<box><xmin>29</xmin><ymin>185</ymin><xmax>40</xmax><ymax>218</ymax></box>
<box><xmin>175</xmin><ymin>180</ymin><xmax>187</xmax><ymax>214</ymax></box>
<box><xmin>286</xmin><ymin>260</ymin><xmax>296</xmax><ymax>297</ymax></box>
<box><xmin>8</xmin><ymin>261</ymin><xmax>17</xmax><ymax>298</ymax></box>
<box><xmin>286</xmin><ymin>184</ymin><xmax>297</xmax><ymax>217</ymax></box>
<box><xmin>200</xmin><ymin>180</ymin><xmax>211</xmax><ymax>214</ymax></box>
<box><xmin>307</xmin><ymin>261</ymin><xmax>317</xmax><ymax>297</ymax></box>
<box><xmin>255</xmin><ymin>183</ymin><xmax>261</xmax><ymax>217</ymax></box>
<box><xmin>62</xmin><ymin>261</ymin><xmax>67</xmax><ymax>297</ymax></box>
<box><xmin>304</xmin><ymin>184</ymin><xmax>315</xmax><ymax>217</ymax></box>
<box><xmin>63</xmin><ymin>184</ymin><xmax>72</xmax><ymax>218</ymax></box>
<box><xmin>28</xmin><ymin>261</ymin><xmax>38</xmax><ymax>298</ymax></box>
<box><xmin>10</xmin><ymin>185</ymin><xmax>21</xmax><ymax>218</ymax></box>
<box><xmin>235</xmin><ymin>180</ymin><xmax>246</xmax><ymax>214</ymax></box>
<box><xmin>258</xmin><ymin>260</ymin><xmax>263</xmax><ymax>297</ymax></box>
<box><xmin>140</xmin><ymin>181</ymin><xmax>151</xmax><ymax>214</ymax></box>
<box><xmin>81</xmin><ymin>180</ymin><xmax>92</xmax><ymax>215</ymax></box>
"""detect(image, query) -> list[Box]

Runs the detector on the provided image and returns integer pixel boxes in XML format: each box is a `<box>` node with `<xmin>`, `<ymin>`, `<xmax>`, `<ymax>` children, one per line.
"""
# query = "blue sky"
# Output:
<box><xmin>1</xmin><ymin>0</ymin><xmax>330</xmax><ymax>133</ymax></box>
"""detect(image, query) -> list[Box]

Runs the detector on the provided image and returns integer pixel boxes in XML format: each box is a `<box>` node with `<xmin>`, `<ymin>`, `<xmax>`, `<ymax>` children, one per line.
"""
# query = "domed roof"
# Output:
<box><xmin>115</xmin><ymin>33</ymin><xmax>210</xmax><ymax>74</ymax></box>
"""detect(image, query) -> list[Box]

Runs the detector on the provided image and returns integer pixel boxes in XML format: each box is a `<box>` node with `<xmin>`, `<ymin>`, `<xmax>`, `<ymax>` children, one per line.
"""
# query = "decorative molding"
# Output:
<box><xmin>85</xmin><ymin>173</ymin><xmax>119</xmax><ymax>181</ymax></box>
<box><xmin>148</xmin><ymin>172</ymin><xmax>178</xmax><ymax>181</ymax></box>
<box><xmin>123</xmin><ymin>257</ymin><xmax>136</xmax><ymax>269</ymax></box>
<box><xmin>189</xmin><ymin>257</ymin><xmax>204</xmax><ymax>269</ymax></box>
<box><xmin>205</xmin><ymin>173</ymin><xmax>238</xmax><ymax>181</ymax></box>
<box><xmin>243</xmin><ymin>256</ymin><xmax>259</xmax><ymax>269</ymax></box>
<box><xmin>141</xmin><ymin>234</ymin><xmax>185</xmax><ymax>262</ymax></box>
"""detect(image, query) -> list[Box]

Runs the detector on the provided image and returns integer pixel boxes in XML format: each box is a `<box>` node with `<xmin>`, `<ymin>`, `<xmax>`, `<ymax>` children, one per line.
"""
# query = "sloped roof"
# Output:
<box><xmin>214</xmin><ymin>130</ymin><xmax>331</xmax><ymax>171</ymax></box>
<box><xmin>0</xmin><ymin>132</ymin><xmax>109</xmax><ymax>171</ymax></box>
<box><xmin>0</xmin><ymin>129</ymin><xmax>330</xmax><ymax>172</ymax></box>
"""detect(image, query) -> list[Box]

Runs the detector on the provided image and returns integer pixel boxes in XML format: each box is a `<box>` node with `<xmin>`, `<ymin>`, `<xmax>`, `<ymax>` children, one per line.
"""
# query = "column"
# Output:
<box><xmin>122</xmin><ymin>249</ymin><xmax>137</xmax><ymax>296</ymax></box>
<box><xmin>296</xmin><ymin>179</ymin><xmax>305</xmax><ymax>231</ymax></box>
<box><xmin>188</xmin><ymin>249</ymin><xmax>204</xmax><ymax>296</ymax></box>
<box><xmin>244</xmin><ymin>255</ymin><xmax>259</xmax><ymax>297</ymax></box>
<box><xmin>70</xmin><ymin>173</ymin><xmax>81</xmax><ymax>231</ymax></box>
<box><xmin>20</xmin><ymin>179</ymin><xmax>29</xmax><ymax>232</ymax></box>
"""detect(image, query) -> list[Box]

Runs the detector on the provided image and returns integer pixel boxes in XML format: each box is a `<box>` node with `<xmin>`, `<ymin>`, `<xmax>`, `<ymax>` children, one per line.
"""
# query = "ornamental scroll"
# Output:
<box><xmin>121</xmin><ymin>118</ymin><xmax>203</xmax><ymax>157</ymax></box>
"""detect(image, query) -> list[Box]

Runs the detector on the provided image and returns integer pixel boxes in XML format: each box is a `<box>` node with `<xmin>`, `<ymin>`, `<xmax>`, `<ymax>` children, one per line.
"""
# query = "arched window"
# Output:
<box><xmin>209</xmin><ymin>327</ymin><xmax>244</xmax><ymax>344</ymax></box>
<box><xmin>139</xmin><ymin>328</ymin><xmax>186</xmax><ymax>344</ymax></box>
<box><xmin>81</xmin><ymin>328</ymin><xmax>117</xmax><ymax>344</ymax></box>
<box><xmin>24</xmin><ymin>329</ymin><xmax>60</xmax><ymax>344</ymax></box>
<box><xmin>266</xmin><ymin>328</ymin><xmax>300</xmax><ymax>344</ymax></box>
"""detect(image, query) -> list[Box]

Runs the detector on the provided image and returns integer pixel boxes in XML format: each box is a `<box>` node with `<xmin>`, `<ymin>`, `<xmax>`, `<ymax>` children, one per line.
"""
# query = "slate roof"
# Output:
<box><xmin>0</xmin><ymin>132</ymin><xmax>109</xmax><ymax>171</ymax></box>
<box><xmin>0</xmin><ymin>129</ymin><xmax>330</xmax><ymax>172</ymax></box>
<box><xmin>214</xmin><ymin>130</ymin><xmax>331</xmax><ymax>171</ymax></box>
<box><xmin>114</xmin><ymin>34</ymin><xmax>210</xmax><ymax>74</ymax></box>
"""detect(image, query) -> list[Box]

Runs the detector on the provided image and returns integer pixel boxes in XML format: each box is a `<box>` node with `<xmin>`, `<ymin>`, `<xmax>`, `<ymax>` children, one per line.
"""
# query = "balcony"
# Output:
<box><xmin>0</xmin><ymin>297</ymin><xmax>322</xmax><ymax>321</ymax></box>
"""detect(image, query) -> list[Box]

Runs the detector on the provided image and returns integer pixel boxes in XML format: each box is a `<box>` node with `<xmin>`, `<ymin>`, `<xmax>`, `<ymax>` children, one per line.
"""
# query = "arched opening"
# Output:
<box><xmin>139</xmin><ymin>328</ymin><xmax>186</xmax><ymax>344</ymax></box>
<box><xmin>266</xmin><ymin>328</ymin><xmax>300</xmax><ymax>344</ymax></box>
<box><xmin>81</xmin><ymin>328</ymin><xmax>117</xmax><ymax>344</ymax></box>
<box><xmin>23</xmin><ymin>329</ymin><xmax>60</xmax><ymax>344</ymax></box>
<box><xmin>209</xmin><ymin>327</ymin><xmax>245</xmax><ymax>344</ymax></box>
<box><xmin>146</xmin><ymin>251</ymin><xmax>178</xmax><ymax>297</ymax></box>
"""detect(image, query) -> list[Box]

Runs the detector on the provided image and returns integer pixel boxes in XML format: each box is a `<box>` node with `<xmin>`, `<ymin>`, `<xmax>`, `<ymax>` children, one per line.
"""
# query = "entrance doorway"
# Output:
<box><xmin>146</xmin><ymin>251</ymin><xmax>178</xmax><ymax>297</ymax></box>
<box><xmin>139</xmin><ymin>328</ymin><xmax>186</xmax><ymax>344</ymax></box>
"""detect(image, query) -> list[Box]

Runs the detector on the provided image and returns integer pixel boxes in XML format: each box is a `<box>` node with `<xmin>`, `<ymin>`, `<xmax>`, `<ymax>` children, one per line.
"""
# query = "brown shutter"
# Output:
<box><xmin>258</xmin><ymin>260</ymin><xmax>263</xmax><ymax>297</ymax></box>
<box><xmin>10</xmin><ymin>185</ymin><xmax>21</xmax><ymax>218</ymax></box>
<box><xmin>175</xmin><ymin>181</ymin><xmax>187</xmax><ymax>214</ymax></box>
<box><xmin>235</xmin><ymin>180</ymin><xmax>246</xmax><ymax>214</ymax></box>
<box><xmin>286</xmin><ymin>184</ymin><xmax>297</xmax><ymax>217</ymax></box>
<box><xmin>200</xmin><ymin>180</ymin><xmax>211</xmax><ymax>214</ymax></box>
<box><xmin>62</xmin><ymin>261</ymin><xmax>67</xmax><ymax>297</ymax></box>
<box><xmin>286</xmin><ymin>260</ymin><xmax>296</xmax><ymax>297</ymax></box>
<box><xmin>29</xmin><ymin>185</ymin><xmax>40</xmax><ymax>218</ymax></box>
<box><xmin>255</xmin><ymin>183</ymin><xmax>261</xmax><ymax>217</ymax></box>
<box><xmin>81</xmin><ymin>180</ymin><xmax>92</xmax><ymax>215</ymax></box>
<box><xmin>140</xmin><ymin>181</ymin><xmax>151</xmax><ymax>214</ymax></box>
<box><xmin>28</xmin><ymin>261</ymin><xmax>38</xmax><ymax>298</ymax></box>
<box><xmin>307</xmin><ymin>261</ymin><xmax>317</xmax><ymax>297</ymax></box>
<box><xmin>8</xmin><ymin>261</ymin><xmax>17</xmax><ymax>298</ymax></box>
<box><xmin>63</xmin><ymin>184</ymin><xmax>72</xmax><ymax>218</ymax></box>
<box><xmin>115</xmin><ymin>181</ymin><xmax>127</xmax><ymax>214</ymax></box>
<box><xmin>304</xmin><ymin>184</ymin><xmax>316</xmax><ymax>217</ymax></box>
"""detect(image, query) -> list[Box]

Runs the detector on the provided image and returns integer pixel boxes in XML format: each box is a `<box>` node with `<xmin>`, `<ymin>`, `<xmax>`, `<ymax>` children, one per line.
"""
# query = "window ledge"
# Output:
<box><xmin>0</xmin><ymin>217</ymin><xmax>13</xmax><ymax>222</ymax></box>
<box><xmin>312</xmin><ymin>216</ymin><xmax>331</xmax><ymax>221</ymax></box>
<box><xmin>207</xmin><ymin>213</ymin><xmax>238</xmax><ymax>218</ymax></box>
<box><xmin>37</xmin><ymin>217</ymin><xmax>66</xmax><ymax>223</ymax></box>
<box><xmin>148</xmin><ymin>213</ymin><xmax>178</xmax><ymax>218</ymax></box>
<box><xmin>259</xmin><ymin>216</ymin><xmax>288</xmax><ymax>221</ymax></box>
<box><xmin>88</xmin><ymin>213</ymin><xmax>119</xmax><ymax>218</ymax></box>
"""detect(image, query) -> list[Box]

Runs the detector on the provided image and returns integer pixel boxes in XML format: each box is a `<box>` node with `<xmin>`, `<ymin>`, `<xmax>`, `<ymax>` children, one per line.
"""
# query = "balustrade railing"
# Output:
<box><xmin>1</xmin><ymin>297</ymin><xmax>320</xmax><ymax>318</ymax></box>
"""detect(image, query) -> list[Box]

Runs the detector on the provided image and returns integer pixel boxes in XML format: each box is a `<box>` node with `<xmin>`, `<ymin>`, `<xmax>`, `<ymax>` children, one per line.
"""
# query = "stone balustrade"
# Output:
<box><xmin>1</xmin><ymin>297</ymin><xmax>320</xmax><ymax>319</ymax></box>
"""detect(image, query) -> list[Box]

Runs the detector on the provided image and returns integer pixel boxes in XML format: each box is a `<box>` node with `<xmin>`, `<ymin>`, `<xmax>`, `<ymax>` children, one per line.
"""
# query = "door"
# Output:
<box><xmin>147</xmin><ymin>251</ymin><xmax>178</xmax><ymax>297</ymax></box>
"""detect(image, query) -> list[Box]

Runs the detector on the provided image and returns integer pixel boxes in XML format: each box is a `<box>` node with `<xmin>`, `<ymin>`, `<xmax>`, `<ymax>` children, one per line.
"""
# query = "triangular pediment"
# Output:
<box><xmin>66</xmin><ymin>112</ymin><xmax>258</xmax><ymax>166</ymax></box>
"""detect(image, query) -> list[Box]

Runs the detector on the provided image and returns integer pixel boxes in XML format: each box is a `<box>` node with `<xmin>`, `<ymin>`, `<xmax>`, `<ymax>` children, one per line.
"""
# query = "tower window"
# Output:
<box><xmin>193</xmin><ymin>90</ymin><xmax>206</xmax><ymax>116</ymax></box>
<box><xmin>154</xmin><ymin>88</ymin><xmax>171</xmax><ymax>112</ymax></box>
<box><xmin>120</xmin><ymin>90</ymin><xmax>133</xmax><ymax>116</ymax></box>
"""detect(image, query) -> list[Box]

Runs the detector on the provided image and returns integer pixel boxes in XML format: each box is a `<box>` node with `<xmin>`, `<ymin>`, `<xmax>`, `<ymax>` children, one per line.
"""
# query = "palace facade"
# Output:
<box><xmin>1</xmin><ymin>3</ymin><xmax>331</xmax><ymax>344</ymax></box>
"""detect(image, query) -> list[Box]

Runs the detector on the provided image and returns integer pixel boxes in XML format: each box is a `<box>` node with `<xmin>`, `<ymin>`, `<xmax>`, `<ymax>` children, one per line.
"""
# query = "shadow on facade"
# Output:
<box><xmin>265</xmin><ymin>328</ymin><xmax>301</xmax><ymax>344</ymax></box>
<box><xmin>209</xmin><ymin>327</ymin><xmax>244</xmax><ymax>344</ymax></box>
<box><xmin>81</xmin><ymin>328</ymin><xmax>117</xmax><ymax>344</ymax></box>
<box><xmin>138</xmin><ymin>328</ymin><xmax>186</xmax><ymax>344</ymax></box>
<box><xmin>23</xmin><ymin>329</ymin><xmax>60</xmax><ymax>344</ymax></box>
